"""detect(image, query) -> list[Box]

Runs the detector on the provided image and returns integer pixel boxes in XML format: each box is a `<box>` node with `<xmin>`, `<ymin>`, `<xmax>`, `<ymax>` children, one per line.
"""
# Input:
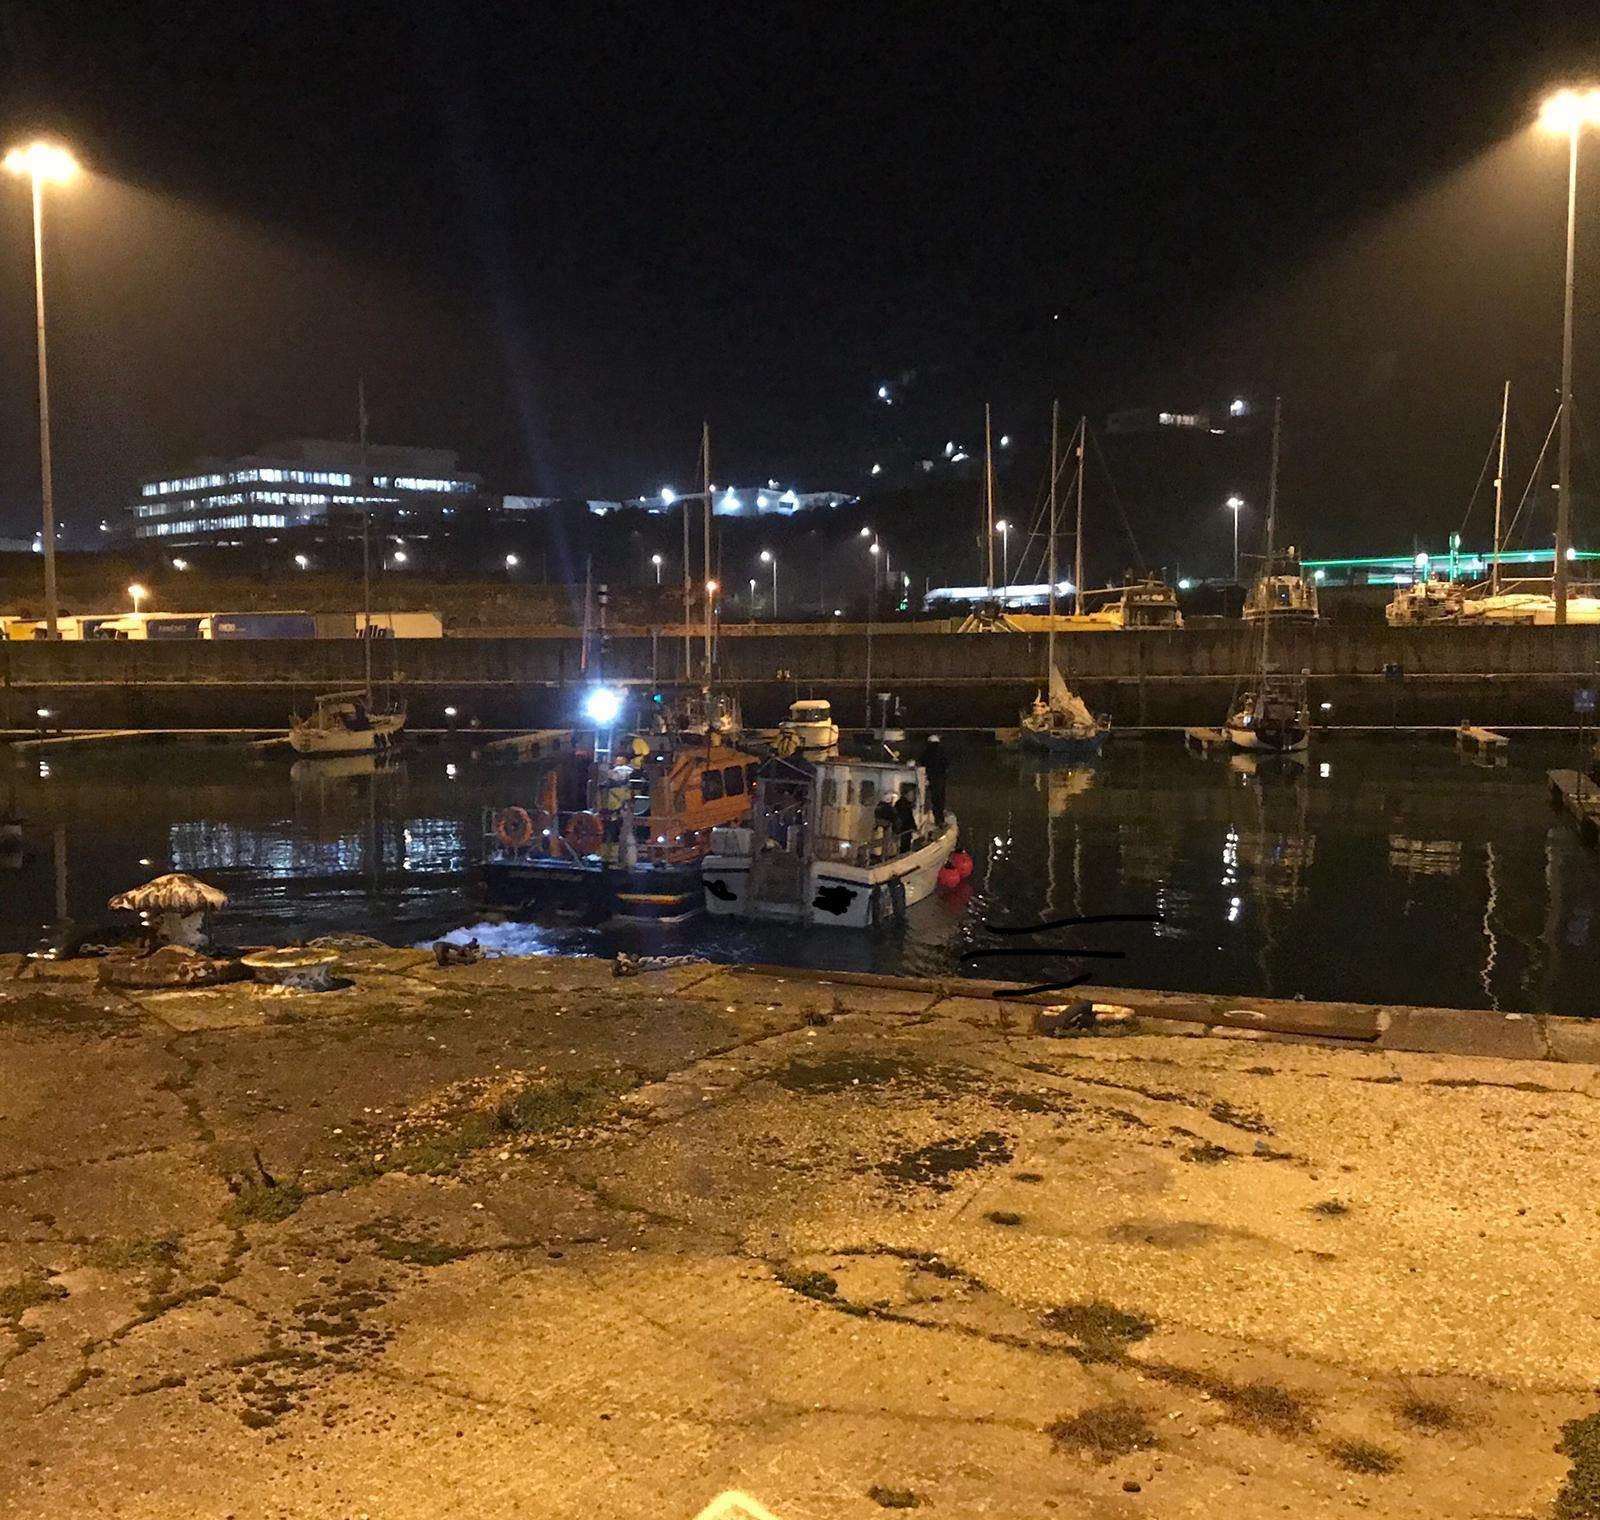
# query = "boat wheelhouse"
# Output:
<box><xmin>482</xmin><ymin>733</ymin><xmax>760</xmax><ymax>924</ymax></box>
<box><xmin>1242</xmin><ymin>549</ymin><xmax>1319</xmax><ymax>625</ymax></box>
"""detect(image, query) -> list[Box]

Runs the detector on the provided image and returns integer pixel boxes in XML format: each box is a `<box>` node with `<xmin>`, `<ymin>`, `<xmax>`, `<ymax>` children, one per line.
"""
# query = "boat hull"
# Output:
<box><xmin>287</xmin><ymin>716</ymin><xmax>405</xmax><ymax>757</ymax></box>
<box><xmin>702</xmin><ymin>818</ymin><xmax>959</xmax><ymax>928</ymax></box>
<box><xmin>482</xmin><ymin>856</ymin><xmax>703</xmax><ymax>925</ymax></box>
<box><xmin>1014</xmin><ymin>727</ymin><xmax>1104</xmax><ymax>758</ymax></box>
<box><xmin>1225</xmin><ymin>722</ymin><xmax>1308</xmax><ymax>754</ymax></box>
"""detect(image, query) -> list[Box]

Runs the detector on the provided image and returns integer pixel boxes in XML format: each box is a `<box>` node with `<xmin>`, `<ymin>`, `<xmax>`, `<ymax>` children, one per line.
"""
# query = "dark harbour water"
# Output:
<box><xmin>2</xmin><ymin>734</ymin><xmax>1597</xmax><ymax>1016</ymax></box>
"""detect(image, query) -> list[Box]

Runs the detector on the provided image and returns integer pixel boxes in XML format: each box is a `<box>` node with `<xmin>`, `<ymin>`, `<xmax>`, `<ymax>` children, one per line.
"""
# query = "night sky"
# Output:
<box><xmin>0</xmin><ymin>1</ymin><xmax>1597</xmax><ymax>576</ymax></box>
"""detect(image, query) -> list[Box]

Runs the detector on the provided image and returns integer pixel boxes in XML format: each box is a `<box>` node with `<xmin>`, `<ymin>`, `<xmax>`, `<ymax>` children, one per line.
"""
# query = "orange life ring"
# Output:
<box><xmin>563</xmin><ymin>809</ymin><xmax>605</xmax><ymax>857</ymax></box>
<box><xmin>495</xmin><ymin>806</ymin><xmax>536</xmax><ymax>850</ymax></box>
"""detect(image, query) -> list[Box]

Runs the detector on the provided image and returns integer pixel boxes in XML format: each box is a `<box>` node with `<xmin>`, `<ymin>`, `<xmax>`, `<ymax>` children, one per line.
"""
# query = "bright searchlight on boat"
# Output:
<box><xmin>584</xmin><ymin>687</ymin><xmax>623</xmax><ymax>725</ymax></box>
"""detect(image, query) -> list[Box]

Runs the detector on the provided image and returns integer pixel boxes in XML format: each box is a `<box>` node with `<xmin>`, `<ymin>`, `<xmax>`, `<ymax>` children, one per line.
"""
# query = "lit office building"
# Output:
<box><xmin>132</xmin><ymin>440</ymin><xmax>484</xmax><ymax>545</ymax></box>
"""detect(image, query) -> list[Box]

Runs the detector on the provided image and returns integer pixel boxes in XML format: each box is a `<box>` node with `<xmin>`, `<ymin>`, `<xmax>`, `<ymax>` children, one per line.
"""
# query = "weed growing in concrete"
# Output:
<box><xmin>878</xmin><ymin>1131</ymin><xmax>1013</xmax><ymax>1191</ymax></box>
<box><xmin>84</xmin><ymin>1238</ymin><xmax>180</xmax><ymax>1272</ymax></box>
<box><xmin>370</xmin><ymin>1236</ymin><xmax>469</xmax><ymax>1267</ymax></box>
<box><xmin>1039</xmin><ymin>1300</ymin><xmax>1154</xmax><ymax>1353</ymax></box>
<box><xmin>1395</xmin><ymin>1394</ymin><xmax>1463</xmax><ymax>1432</ymax></box>
<box><xmin>1046</xmin><ymin>1402</ymin><xmax>1157</xmax><ymax>1462</ymax></box>
<box><xmin>222</xmin><ymin>1182</ymin><xmax>306</xmax><ymax>1227</ymax></box>
<box><xmin>1328</xmin><ymin>1439</ymin><xmax>1400</xmax><ymax>1476</ymax></box>
<box><xmin>392</xmin><ymin>1073</ymin><xmax>633</xmax><ymax>1175</ymax></box>
<box><xmin>777</xmin><ymin>1267</ymin><xmax>839</xmax><ymax>1302</ymax></box>
<box><xmin>0</xmin><ymin>1273</ymin><xmax>65</xmax><ymax>1320</ymax></box>
<box><xmin>1555</xmin><ymin>1411</ymin><xmax>1600</xmax><ymax>1519</ymax></box>
<box><xmin>867</xmin><ymin>1485</ymin><xmax>920</xmax><ymax>1509</ymax></box>
<box><xmin>1150</xmin><ymin>1364</ymin><xmax>1315</xmax><ymax>1435</ymax></box>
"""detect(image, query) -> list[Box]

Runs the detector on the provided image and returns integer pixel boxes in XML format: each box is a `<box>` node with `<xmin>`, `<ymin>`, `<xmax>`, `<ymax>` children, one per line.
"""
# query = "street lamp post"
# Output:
<box><xmin>1226</xmin><ymin>496</ymin><xmax>1245</xmax><ymax>583</ymax></box>
<box><xmin>127</xmin><ymin>583</ymin><xmax>147</xmax><ymax>615</ymax></box>
<box><xmin>1540</xmin><ymin>88</ymin><xmax>1600</xmax><ymax>623</ymax></box>
<box><xmin>4</xmin><ymin>141</ymin><xmax>78</xmax><ymax>639</ymax></box>
<box><xmin>759</xmin><ymin>549</ymin><xmax>777</xmax><ymax>617</ymax></box>
<box><xmin>995</xmin><ymin>519</ymin><xmax>1010</xmax><ymax>588</ymax></box>
<box><xmin>651</xmin><ymin>552</ymin><xmax>663</xmax><ymax>585</ymax></box>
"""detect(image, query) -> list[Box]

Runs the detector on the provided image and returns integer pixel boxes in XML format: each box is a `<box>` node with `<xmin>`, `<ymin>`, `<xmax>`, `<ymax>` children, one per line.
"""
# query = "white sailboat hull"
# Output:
<box><xmin>1224</xmin><ymin>722</ymin><xmax>1308</xmax><ymax>754</ymax></box>
<box><xmin>288</xmin><ymin>711</ymin><xmax>406</xmax><ymax>757</ymax></box>
<box><xmin>703</xmin><ymin>817</ymin><xmax>958</xmax><ymax>928</ymax></box>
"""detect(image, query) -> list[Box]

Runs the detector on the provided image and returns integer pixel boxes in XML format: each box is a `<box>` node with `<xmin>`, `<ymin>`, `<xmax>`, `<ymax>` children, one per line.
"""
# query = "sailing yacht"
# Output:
<box><xmin>1013</xmin><ymin>404</ymin><xmax>1108</xmax><ymax>757</ymax></box>
<box><xmin>290</xmin><ymin>388</ymin><xmax>406</xmax><ymax>757</ymax></box>
<box><xmin>1226</xmin><ymin>399</ymin><xmax>1310</xmax><ymax>754</ymax></box>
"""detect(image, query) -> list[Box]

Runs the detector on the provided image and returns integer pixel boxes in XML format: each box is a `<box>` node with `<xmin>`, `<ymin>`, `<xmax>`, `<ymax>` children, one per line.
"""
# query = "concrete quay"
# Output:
<box><xmin>1</xmin><ymin>950</ymin><xmax>1598</xmax><ymax>1518</ymax></box>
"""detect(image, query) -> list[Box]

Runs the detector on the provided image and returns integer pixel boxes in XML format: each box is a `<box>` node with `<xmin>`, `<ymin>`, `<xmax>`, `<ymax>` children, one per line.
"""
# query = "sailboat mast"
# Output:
<box><xmin>701</xmin><ymin>422</ymin><xmax>713</xmax><ymax>677</ymax></box>
<box><xmin>1075</xmin><ymin>415</ymin><xmax>1086</xmax><ymax>618</ymax></box>
<box><xmin>681</xmin><ymin>472</ymin><xmax>691</xmax><ymax>676</ymax></box>
<box><xmin>358</xmin><ymin>379</ymin><xmax>373</xmax><ymax>707</ymax></box>
<box><xmin>1047</xmin><ymin>400</ymin><xmax>1058</xmax><ymax>680</ymax></box>
<box><xmin>1261</xmin><ymin>396</ymin><xmax>1282</xmax><ymax>673</ymax></box>
<box><xmin>984</xmin><ymin>403</ymin><xmax>996</xmax><ymax>591</ymax></box>
<box><xmin>1492</xmin><ymin>381</ymin><xmax>1509</xmax><ymax>598</ymax></box>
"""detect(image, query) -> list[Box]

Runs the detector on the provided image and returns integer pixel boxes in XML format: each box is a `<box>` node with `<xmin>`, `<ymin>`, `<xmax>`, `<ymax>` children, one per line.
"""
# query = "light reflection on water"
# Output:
<box><xmin>2</xmin><ymin>736</ymin><xmax>1597</xmax><ymax>1015</ymax></box>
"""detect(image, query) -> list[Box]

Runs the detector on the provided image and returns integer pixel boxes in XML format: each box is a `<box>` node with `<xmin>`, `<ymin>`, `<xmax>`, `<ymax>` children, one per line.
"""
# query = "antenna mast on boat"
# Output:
<box><xmin>1492</xmin><ymin>380</ymin><xmax>1509</xmax><ymax>598</ymax></box>
<box><xmin>1075</xmin><ymin>414</ymin><xmax>1086</xmax><ymax>617</ymax></box>
<box><xmin>1260</xmin><ymin>396</ymin><xmax>1283</xmax><ymax>674</ymax></box>
<box><xmin>701</xmin><ymin>421</ymin><xmax>714</xmax><ymax>677</ymax></box>
<box><xmin>984</xmin><ymin>403</ymin><xmax>996</xmax><ymax>591</ymax></box>
<box><xmin>1047</xmin><ymin>401</ymin><xmax>1058</xmax><ymax>681</ymax></box>
<box><xmin>358</xmin><ymin>378</ymin><xmax>373</xmax><ymax>708</ymax></box>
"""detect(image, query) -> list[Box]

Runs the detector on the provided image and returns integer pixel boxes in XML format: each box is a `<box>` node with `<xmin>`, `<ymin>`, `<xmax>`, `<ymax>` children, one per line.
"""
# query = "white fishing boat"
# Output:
<box><xmin>1012</xmin><ymin>404</ymin><xmax>1108</xmax><ymax>757</ymax></box>
<box><xmin>1226</xmin><ymin>399</ymin><xmax>1310</xmax><ymax>755</ymax></box>
<box><xmin>1242</xmin><ymin>550</ymin><xmax>1319</xmax><ymax>625</ymax></box>
<box><xmin>1386</xmin><ymin>574</ymin><xmax>1465</xmax><ymax>625</ymax></box>
<box><xmin>702</xmin><ymin>753</ymin><xmax>958</xmax><ymax>927</ymax></box>
<box><xmin>1095</xmin><ymin>574</ymin><xmax>1185</xmax><ymax>630</ymax></box>
<box><xmin>777</xmin><ymin>698</ymin><xmax>840</xmax><ymax>755</ymax></box>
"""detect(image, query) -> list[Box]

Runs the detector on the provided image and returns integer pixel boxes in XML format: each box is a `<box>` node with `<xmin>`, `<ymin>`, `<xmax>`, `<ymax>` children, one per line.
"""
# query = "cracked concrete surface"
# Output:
<box><xmin>0</xmin><ymin>949</ymin><xmax>1597</xmax><ymax>1518</ymax></box>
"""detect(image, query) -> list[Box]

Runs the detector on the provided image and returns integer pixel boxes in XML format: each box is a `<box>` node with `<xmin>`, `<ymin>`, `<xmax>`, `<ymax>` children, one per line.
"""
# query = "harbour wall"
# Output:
<box><xmin>3</xmin><ymin>624</ymin><xmax>1600</xmax><ymax>732</ymax></box>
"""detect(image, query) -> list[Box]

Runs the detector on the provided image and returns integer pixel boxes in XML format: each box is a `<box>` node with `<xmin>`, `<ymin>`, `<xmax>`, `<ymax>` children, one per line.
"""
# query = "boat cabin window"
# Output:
<box><xmin>722</xmin><ymin>765</ymin><xmax>745</xmax><ymax>796</ymax></box>
<box><xmin>857</xmin><ymin>778</ymin><xmax>876</xmax><ymax>807</ymax></box>
<box><xmin>701</xmin><ymin>769</ymin><xmax>725</xmax><ymax>802</ymax></box>
<box><xmin>821</xmin><ymin>778</ymin><xmax>838</xmax><ymax>806</ymax></box>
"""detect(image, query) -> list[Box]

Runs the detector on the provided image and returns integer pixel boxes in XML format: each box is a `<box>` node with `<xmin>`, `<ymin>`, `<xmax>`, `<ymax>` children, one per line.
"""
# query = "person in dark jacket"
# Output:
<box><xmin>892</xmin><ymin>785</ymin><xmax>917</xmax><ymax>854</ymax></box>
<box><xmin>919</xmin><ymin>735</ymin><xmax>949</xmax><ymax>828</ymax></box>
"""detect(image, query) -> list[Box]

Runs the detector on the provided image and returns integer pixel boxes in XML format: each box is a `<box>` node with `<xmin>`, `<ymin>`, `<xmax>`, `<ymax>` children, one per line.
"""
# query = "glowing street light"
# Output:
<box><xmin>650</xmin><ymin>552</ymin><xmax>663</xmax><ymax>584</ymax></box>
<box><xmin>392</xmin><ymin>549</ymin><xmax>409</xmax><ymax>566</ymax></box>
<box><xmin>294</xmin><ymin>554</ymin><xmax>310</xmax><ymax>570</ymax></box>
<box><xmin>1225</xmin><ymin>495</ymin><xmax>1245</xmax><ymax>583</ymax></box>
<box><xmin>659</xmin><ymin>486</ymin><xmax>677</xmax><ymax>506</ymax></box>
<box><xmin>1539</xmin><ymin>86</ymin><xmax>1600</xmax><ymax>622</ymax></box>
<box><xmin>5</xmin><ymin>140</ymin><xmax>79</xmax><ymax>638</ymax></box>
<box><xmin>759</xmin><ymin>548</ymin><xmax>777</xmax><ymax>616</ymax></box>
<box><xmin>170</xmin><ymin>558</ymin><xmax>189</xmax><ymax>572</ymax></box>
<box><xmin>504</xmin><ymin>552</ymin><xmax>520</xmax><ymax>570</ymax></box>
<box><xmin>127</xmin><ymin>582</ymin><xmax>147</xmax><ymax>614</ymax></box>
<box><xmin>995</xmin><ymin>519</ymin><xmax>1011</xmax><ymax>586</ymax></box>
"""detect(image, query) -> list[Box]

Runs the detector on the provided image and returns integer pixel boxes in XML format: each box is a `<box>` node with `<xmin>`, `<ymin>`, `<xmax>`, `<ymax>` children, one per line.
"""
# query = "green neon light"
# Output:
<box><xmin>1303</xmin><ymin>548</ymin><xmax>1600</xmax><ymax>570</ymax></box>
